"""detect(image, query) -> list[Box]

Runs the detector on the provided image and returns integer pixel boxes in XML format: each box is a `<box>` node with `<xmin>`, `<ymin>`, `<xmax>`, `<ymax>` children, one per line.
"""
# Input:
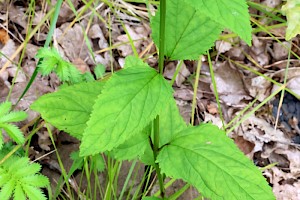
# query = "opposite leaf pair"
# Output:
<box><xmin>31</xmin><ymin>56</ymin><xmax>274</xmax><ymax>200</ymax></box>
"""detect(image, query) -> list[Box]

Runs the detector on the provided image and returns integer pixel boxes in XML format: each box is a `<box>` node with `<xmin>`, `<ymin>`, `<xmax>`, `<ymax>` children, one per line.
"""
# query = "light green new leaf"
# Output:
<box><xmin>80</xmin><ymin>64</ymin><xmax>173</xmax><ymax>156</ymax></box>
<box><xmin>22</xmin><ymin>184</ymin><xmax>47</xmax><ymax>200</ymax></box>
<box><xmin>0</xmin><ymin>154</ymin><xmax>49</xmax><ymax>200</ymax></box>
<box><xmin>183</xmin><ymin>0</ymin><xmax>252</xmax><ymax>45</ymax></box>
<box><xmin>0</xmin><ymin>102</ymin><xmax>11</xmax><ymax>117</ymax></box>
<box><xmin>14</xmin><ymin>183</ymin><xmax>26</xmax><ymax>200</ymax></box>
<box><xmin>157</xmin><ymin>124</ymin><xmax>275</xmax><ymax>200</ymax></box>
<box><xmin>282</xmin><ymin>0</ymin><xmax>300</xmax><ymax>40</ymax></box>
<box><xmin>151</xmin><ymin>0</ymin><xmax>222</xmax><ymax>60</ymax></box>
<box><xmin>0</xmin><ymin>111</ymin><xmax>27</xmax><ymax>123</ymax></box>
<box><xmin>31</xmin><ymin>81</ymin><xmax>105</xmax><ymax>139</ymax></box>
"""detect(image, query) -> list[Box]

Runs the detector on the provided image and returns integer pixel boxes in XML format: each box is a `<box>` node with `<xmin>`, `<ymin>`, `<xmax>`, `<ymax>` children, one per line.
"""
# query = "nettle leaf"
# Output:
<box><xmin>157</xmin><ymin>124</ymin><xmax>275</xmax><ymax>200</ymax></box>
<box><xmin>110</xmin><ymin>126</ymin><xmax>150</xmax><ymax>161</ymax></box>
<box><xmin>183</xmin><ymin>0</ymin><xmax>252</xmax><ymax>45</ymax></box>
<box><xmin>0</xmin><ymin>154</ymin><xmax>49</xmax><ymax>200</ymax></box>
<box><xmin>159</xmin><ymin>98</ymin><xmax>186</xmax><ymax>147</ymax></box>
<box><xmin>140</xmin><ymin>99</ymin><xmax>186</xmax><ymax>166</ymax></box>
<box><xmin>151</xmin><ymin>0</ymin><xmax>222</xmax><ymax>60</ymax></box>
<box><xmin>80</xmin><ymin>61</ymin><xmax>173</xmax><ymax>156</ymax></box>
<box><xmin>31</xmin><ymin>81</ymin><xmax>105</xmax><ymax>139</ymax></box>
<box><xmin>282</xmin><ymin>0</ymin><xmax>300</xmax><ymax>40</ymax></box>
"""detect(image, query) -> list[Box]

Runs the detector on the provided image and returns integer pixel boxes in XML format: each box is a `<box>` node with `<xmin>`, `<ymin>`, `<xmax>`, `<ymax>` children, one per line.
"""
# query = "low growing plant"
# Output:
<box><xmin>0</xmin><ymin>102</ymin><xmax>49</xmax><ymax>200</ymax></box>
<box><xmin>31</xmin><ymin>0</ymin><xmax>275</xmax><ymax>199</ymax></box>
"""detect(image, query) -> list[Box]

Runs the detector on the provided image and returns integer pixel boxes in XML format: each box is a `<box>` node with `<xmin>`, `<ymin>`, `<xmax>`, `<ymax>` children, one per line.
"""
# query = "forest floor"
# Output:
<box><xmin>0</xmin><ymin>0</ymin><xmax>300</xmax><ymax>199</ymax></box>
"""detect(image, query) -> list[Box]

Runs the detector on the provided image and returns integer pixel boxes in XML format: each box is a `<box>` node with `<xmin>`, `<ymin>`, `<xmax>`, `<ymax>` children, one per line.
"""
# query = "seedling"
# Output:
<box><xmin>0</xmin><ymin>102</ymin><xmax>49</xmax><ymax>200</ymax></box>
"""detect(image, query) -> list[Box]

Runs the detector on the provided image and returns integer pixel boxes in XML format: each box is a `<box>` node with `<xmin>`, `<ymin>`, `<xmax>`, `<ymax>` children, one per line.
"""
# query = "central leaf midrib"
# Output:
<box><xmin>169</xmin><ymin>144</ymin><xmax>265</xmax><ymax>199</ymax></box>
<box><xmin>169</xmin><ymin>10</ymin><xmax>197</xmax><ymax>58</ymax></box>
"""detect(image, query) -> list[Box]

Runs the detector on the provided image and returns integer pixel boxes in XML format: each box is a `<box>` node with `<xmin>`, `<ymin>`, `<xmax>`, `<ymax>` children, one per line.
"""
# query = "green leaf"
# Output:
<box><xmin>142</xmin><ymin>197</ymin><xmax>162</xmax><ymax>200</ymax></box>
<box><xmin>157</xmin><ymin>124</ymin><xmax>275</xmax><ymax>200</ymax></box>
<box><xmin>182</xmin><ymin>0</ymin><xmax>252</xmax><ymax>45</ymax></box>
<box><xmin>80</xmin><ymin>63</ymin><xmax>173</xmax><ymax>156</ymax></box>
<box><xmin>0</xmin><ymin>123</ymin><xmax>25</xmax><ymax>144</ymax></box>
<box><xmin>36</xmin><ymin>47</ymin><xmax>83</xmax><ymax>84</ymax></box>
<box><xmin>0</xmin><ymin>111</ymin><xmax>27</xmax><ymax>123</ymax></box>
<box><xmin>111</xmin><ymin>127</ymin><xmax>150</xmax><ymax>161</ymax></box>
<box><xmin>140</xmin><ymin>99</ymin><xmax>186</xmax><ymax>166</ymax></box>
<box><xmin>0</xmin><ymin>179</ymin><xmax>14</xmax><ymax>200</ymax></box>
<box><xmin>90</xmin><ymin>154</ymin><xmax>105</xmax><ymax>172</ymax></box>
<box><xmin>124</xmin><ymin>56</ymin><xmax>149</xmax><ymax>68</ymax></box>
<box><xmin>22</xmin><ymin>185</ymin><xmax>47</xmax><ymax>200</ymax></box>
<box><xmin>94</xmin><ymin>64</ymin><xmax>106</xmax><ymax>79</ymax></box>
<box><xmin>21</xmin><ymin>175</ymin><xmax>49</xmax><ymax>187</ymax></box>
<box><xmin>151</xmin><ymin>0</ymin><xmax>222</xmax><ymax>60</ymax></box>
<box><xmin>139</xmin><ymin>142</ymin><xmax>155</xmax><ymax>166</ymax></box>
<box><xmin>282</xmin><ymin>0</ymin><xmax>300</xmax><ymax>40</ymax></box>
<box><xmin>159</xmin><ymin>98</ymin><xmax>186</xmax><ymax>147</ymax></box>
<box><xmin>31</xmin><ymin>81</ymin><xmax>105</xmax><ymax>139</ymax></box>
<box><xmin>14</xmin><ymin>183</ymin><xmax>26</xmax><ymax>200</ymax></box>
<box><xmin>70</xmin><ymin>151</ymin><xmax>105</xmax><ymax>172</ymax></box>
<box><xmin>0</xmin><ymin>102</ymin><xmax>11</xmax><ymax>117</ymax></box>
<box><xmin>0</xmin><ymin>154</ymin><xmax>49</xmax><ymax>200</ymax></box>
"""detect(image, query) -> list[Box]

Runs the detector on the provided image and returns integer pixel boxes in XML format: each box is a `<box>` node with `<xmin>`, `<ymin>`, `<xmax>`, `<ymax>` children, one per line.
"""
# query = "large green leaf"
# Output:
<box><xmin>183</xmin><ymin>0</ymin><xmax>252</xmax><ymax>45</ymax></box>
<box><xmin>157</xmin><ymin>124</ymin><xmax>275</xmax><ymax>200</ymax></box>
<box><xmin>31</xmin><ymin>81</ymin><xmax>105</xmax><ymax>139</ymax></box>
<box><xmin>80</xmin><ymin>63</ymin><xmax>173</xmax><ymax>156</ymax></box>
<box><xmin>151</xmin><ymin>0</ymin><xmax>222</xmax><ymax>60</ymax></box>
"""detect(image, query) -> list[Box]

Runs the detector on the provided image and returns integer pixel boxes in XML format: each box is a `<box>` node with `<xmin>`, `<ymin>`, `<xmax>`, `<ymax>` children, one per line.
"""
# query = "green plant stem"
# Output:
<box><xmin>158</xmin><ymin>0</ymin><xmax>166</xmax><ymax>74</ymax></box>
<box><xmin>153</xmin><ymin>116</ymin><xmax>165</xmax><ymax>198</ymax></box>
<box><xmin>152</xmin><ymin>0</ymin><xmax>167</xmax><ymax>198</ymax></box>
<box><xmin>191</xmin><ymin>56</ymin><xmax>202</xmax><ymax>125</ymax></box>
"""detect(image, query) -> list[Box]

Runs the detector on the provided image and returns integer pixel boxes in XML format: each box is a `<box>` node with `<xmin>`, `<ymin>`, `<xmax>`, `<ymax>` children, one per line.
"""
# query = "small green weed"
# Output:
<box><xmin>0</xmin><ymin>102</ymin><xmax>49</xmax><ymax>200</ymax></box>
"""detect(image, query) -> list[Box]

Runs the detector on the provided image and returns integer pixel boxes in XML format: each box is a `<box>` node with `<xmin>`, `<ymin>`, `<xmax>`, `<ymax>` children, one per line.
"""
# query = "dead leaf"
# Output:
<box><xmin>0</xmin><ymin>28</ymin><xmax>9</xmax><ymax>44</ymax></box>
<box><xmin>215</xmin><ymin>40</ymin><xmax>232</xmax><ymax>53</ymax></box>
<box><xmin>213</xmin><ymin>61</ymin><xmax>251</xmax><ymax>106</ymax></box>
<box><xmin>115</xmin><ymin>24</ymin><xmax>149</xmax><ymax>57</ymax></box>
<box><xmin>55</xmin><ymin>23</ymin><xmax>91</xmax><ymax>63</ymax></box>
<box><xmin>234</xmin><ymin>136</ymin><xmax>255</xmax><ymax>157</ymax></box>
<box><xmin>72</xmin><ymin>57</ymin><xmax>90</xmax><ymax>73</ymax></box>
<box><xmin>206</xmin><ymin>102</ymin><xmax>218</xmax><ymax>115</ymax></box>
<box><xmin>238</xmin><ymin>114</ymin><xmax>290</xmax><ymax>153</ymax></box>
<box><xmin>37</xmin><ymin>131</ymin><xmax>51</xmax><ymax>151</ymax></box>
<box><xmin>244</xmin><ymin>75</ymin><xmax>272</xmax><ymax>101</ymax></box>
<box><xmin>0</xmin><ymin>39</ymin><xmax>17</xmax><ymax>69</ymax></box>
<box><xmin>175</xmin><ymin>62</ymin><xmax>190</xmax><ymax>87</ymax></box>
<box><xmin>286</xmin><ymin>76</ymin><xmax>300</xmax><ymax>96</ymax></box>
